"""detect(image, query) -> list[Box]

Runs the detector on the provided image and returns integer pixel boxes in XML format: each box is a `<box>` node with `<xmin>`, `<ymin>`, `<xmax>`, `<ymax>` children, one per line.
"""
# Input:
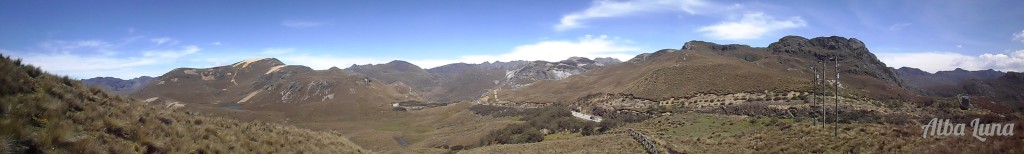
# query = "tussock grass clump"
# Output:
<box><xmin>0</xmin><ymin>54</ymin><xmax>367</xmax><ymax>153</ymax></box>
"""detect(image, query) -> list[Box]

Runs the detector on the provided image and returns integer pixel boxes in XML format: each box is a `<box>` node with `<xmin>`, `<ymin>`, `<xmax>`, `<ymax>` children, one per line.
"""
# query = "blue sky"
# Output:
<box><xmin>1</xmin><ymin>0</ymin><xmax>1023</xmax><ymax>79</ymax></box>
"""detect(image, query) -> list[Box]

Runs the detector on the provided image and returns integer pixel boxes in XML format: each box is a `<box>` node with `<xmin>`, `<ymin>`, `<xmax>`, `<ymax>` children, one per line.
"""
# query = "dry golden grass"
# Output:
<box><xmin>291</xmin><ymin>102</ymin><xmax>522</xmax><ymax>153</ymax></box>
<box><xmin>623</xmin><ymin>110</ymin><xmax>1023</xmax><ymax>153</ymax></box>
<box><xmin>0</xmin><ymin>54</ymin><xmax>367</xmax><ymax>153</ymax></box>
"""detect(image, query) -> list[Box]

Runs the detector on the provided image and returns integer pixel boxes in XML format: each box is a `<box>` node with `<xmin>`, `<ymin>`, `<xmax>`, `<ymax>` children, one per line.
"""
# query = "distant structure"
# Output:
<box><xmin>958</xmin><ymin>94</ymin><xmax>971</xmax><ymax>110</ymax></box>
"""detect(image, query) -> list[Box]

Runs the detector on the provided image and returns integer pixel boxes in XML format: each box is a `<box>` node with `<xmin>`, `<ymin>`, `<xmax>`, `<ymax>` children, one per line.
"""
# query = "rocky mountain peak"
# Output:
<box><xmin>768</xmin><ymin>36</ymin><xmax>869</xmax><ymax>60</ymax></box>
<box><xmin>768</xmin><ymin>35</ymin><xmax>900</xmax><ymax>86</ymax></box>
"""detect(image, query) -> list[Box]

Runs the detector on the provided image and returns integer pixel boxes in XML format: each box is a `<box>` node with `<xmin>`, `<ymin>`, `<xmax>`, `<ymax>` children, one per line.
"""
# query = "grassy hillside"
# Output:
<box><xmin>0</xmin><ymin>54</ymin><xmax>367</xmax><ymax>153</ymax></box>
<box><xmin>495</xmin><ymin>37</ymin><xmax>913</xmax><ymax>106</ymax></box>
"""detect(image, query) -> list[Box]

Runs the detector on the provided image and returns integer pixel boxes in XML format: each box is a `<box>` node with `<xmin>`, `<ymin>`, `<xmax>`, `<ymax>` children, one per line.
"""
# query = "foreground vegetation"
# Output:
<box><xmin>469</xmin><ymin>105</ymin><xmax>629</xmax><ymax>147</ymax></box>
<box><xmin>0</xmin><ymin>54</ymin><xmax>366</xmax><ymax>153</ymax></box>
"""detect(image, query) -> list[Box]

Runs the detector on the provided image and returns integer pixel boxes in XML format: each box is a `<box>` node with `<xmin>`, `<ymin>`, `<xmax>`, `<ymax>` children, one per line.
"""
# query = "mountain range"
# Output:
<box><xmin>68</xmin><ymin>35</ymin><xmax>1024</xmax><ymax>152</ymax></box>
<box><xmin>86</xmin><ymin>35</ymin><xmax>1024</xmax><ymax>119</ymax></box>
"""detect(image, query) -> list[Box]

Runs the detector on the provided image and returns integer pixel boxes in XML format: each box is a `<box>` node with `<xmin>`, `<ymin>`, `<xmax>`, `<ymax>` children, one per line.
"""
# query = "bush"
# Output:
<box><xmin>479</xmin><ymin>106</ymin><xmax>595</xmax><ymax>146</ymax></box>
<box><xmin>598</xmin><ymin>119</ymin><xmax>622</xmax><ymax>133</ymax></box>
<box><xmin>450</xmin><ymin>145</ymin><xmax>464</xmax><ymax>151</ymax></box>
<box><xmin>912</xmin><ymin>96</ymin><xmax>936</xmax><ymax>107</ymax></box>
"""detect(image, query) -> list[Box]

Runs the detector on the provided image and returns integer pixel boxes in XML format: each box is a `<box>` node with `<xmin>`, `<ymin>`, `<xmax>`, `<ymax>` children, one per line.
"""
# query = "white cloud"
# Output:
<box><xmin>878</xmin><ymin>50</ymin><xmax>1024</xmax><ymax>73</ymax></box>
<box><xmin>957</xmin><ymin>45</ymin><xmax>963</xmax><ymax>48</ymax></box>
<box><xmin>696</xmin><ymin>12</ymin><xmax>806</xmax><ymax>40</ymax></box>
<box><xmin>39</xmin><ymin>40</ymin><xmax>116</xmax><ymax>55</ymax></box>
<box><xmin>555</xmin><ymin>0</ymin><xmax>709</xmax><ymax>31</ymax></box>
<box><xmin>18</xmin><ymin>52</ymin><xmax>159</xmax><ymax>77</ymax></box>
<box><xmin>410</xmin><ymin>35</ymin><xmax>640</xmax><ymax>68</ymax></box>
<box><xmin>12</xmin><ymin>37</ymin><xmax>202</xmax><ymax>78</ymax></box>
<box><xmin>1013</xmin><ymin>30</ymin><xmax>1024</xmax><ymax>43</ymax></box>
<box><xmin>211</xmin><ymin>42</ymin><xmax>222</xmax><ymax>45</ymax></box>
<box><xmin>150</xmin><ymin>37</ymin><xmax>179</xmax><ymax>46</ymax></box>
<box><xmin>282</xmin><ymin>20</ymin><xmax>326</xmax><ymax>28</ymax></box>
<box><xmin>261</xmin><ymin>48</ymin><xmax>294</xmax><ymax>55</ymax></box>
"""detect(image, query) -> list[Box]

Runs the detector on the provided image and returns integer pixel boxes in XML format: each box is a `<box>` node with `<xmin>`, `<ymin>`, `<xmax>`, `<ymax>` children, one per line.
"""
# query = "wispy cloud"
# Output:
<box><xmin>696</xmin><ymin>12</ymin><xmax>806</xmax><ymax>40</ymax></box>
<box><xmin>9</xmin><ymin>37</ymin><xmax>202</xmax><ymax>79</ymax></box>
<box><xmin>1013</xmin><ymin>30</ymin><xmax>1024</xmax><ymax>43</ymax></box>
<box><xmin>555</xmin><ymin>0</ymin><xmax>710</xmax><ymax>31</ymax></box>
<box><xmin>281</xmin><ymin>20</ymin><xmax>326</xmax><ymax>28</ymax></box>
<box><xmin>38</xmin><ymin>40</ymin><xmax>116</xmax><ymax>55</ymax></box>
<box><xmin>150</xmin><ymin>37</ymin><xmax>179</xmax><ymax>46</ymax></box>
<box><xmin>878</xmin><ymin>50</ymin><xmax>1024</xmax><ymax>73</ymax></box>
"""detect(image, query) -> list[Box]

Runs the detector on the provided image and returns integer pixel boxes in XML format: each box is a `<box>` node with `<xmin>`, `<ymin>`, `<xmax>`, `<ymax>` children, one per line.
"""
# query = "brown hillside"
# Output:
<box><xmin>496</xmin><ymin>36</ymin><xmax>912</xmax><ymax>104</ymax></box>
<box><xmin>962</xmin><ymin>72</ymin><xmax>1024</xmax><ymax>108</ymax></box>
<box><xmin>131</xmin><ymin>58</ymin><xmax>524</xmax><ymax>152</ymax></box>
<box><xmin>0</xmin><ymin>54</ymin><xmax>367</xmax><ymax>153</ymax></box>
<box><xmin>133</xmin><ymin>58</ymin><xmax>415</xmax><ymax>122</ymax></box>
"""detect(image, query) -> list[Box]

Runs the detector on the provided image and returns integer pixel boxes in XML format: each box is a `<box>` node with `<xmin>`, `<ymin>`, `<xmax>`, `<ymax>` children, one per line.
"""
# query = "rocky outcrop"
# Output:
<box><xmin>768</xmin><ymin>36</ymin><xmax>901</xmax><ymax>87</ymax></box>
<box><xmin>81</xmin><ymin>76</ymin><xmax>155</xmax><ymax>94</ymax></box>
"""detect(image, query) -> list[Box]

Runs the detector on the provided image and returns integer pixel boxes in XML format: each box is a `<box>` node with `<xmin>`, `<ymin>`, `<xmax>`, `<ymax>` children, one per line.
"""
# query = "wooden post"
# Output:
<box><xmin>834</xmin><ymin>57</ymin><xmax>839</xmax><ymax>137</ymax></box>
<box><xmin>821</xmin><ymin>61</ymin><xmax>827</xmax><ymax>129</ymax></box>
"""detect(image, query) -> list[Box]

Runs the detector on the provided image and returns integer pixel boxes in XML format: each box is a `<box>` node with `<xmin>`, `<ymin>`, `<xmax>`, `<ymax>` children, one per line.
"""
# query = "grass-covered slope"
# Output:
<box><xmin>0</xmin><ymin>54</ymin><xmax>367</xmax><ymax>153</ymax></box>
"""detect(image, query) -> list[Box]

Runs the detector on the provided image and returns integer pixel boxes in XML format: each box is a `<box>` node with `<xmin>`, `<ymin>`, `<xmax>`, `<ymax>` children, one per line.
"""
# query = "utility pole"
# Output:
<box><xmin>820</xmin><ymin>61</ymin><xmax>826</xmax><ymax>128</ymax></box>
<box><xmin>834</xmin><ymin>56</ymin><xmax>840</xmax><ymax>137</ymax></box>
<box><xmin>811</xmin><ymin>64</ymin><xmax>818</xmax><ymax>126</ymax></box>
